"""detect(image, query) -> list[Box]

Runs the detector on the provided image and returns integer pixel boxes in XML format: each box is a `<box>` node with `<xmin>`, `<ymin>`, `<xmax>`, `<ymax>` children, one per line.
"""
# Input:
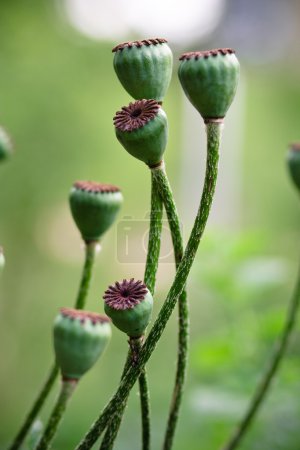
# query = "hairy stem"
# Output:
<box><xmin>144</xmin><ymin>170</ymin><xmax>164</xmax><ymax>294</ymax></box>
<box><xmin>99</xmin><ymin>173</ymin><xmax>163</xmax><ymax>450</ymax></box>
<box><xmin>75</xmin><ymin>241</ymin><xmax>97</xmax><ymax>309</ymax></box>
<box><xmin>138</xmin><ymin>365</ymin><xmax>151</xmax><ymax>450</ymax></box>
<box><xmin>152</xmin><ymin>164</ymin><xmax>189</xmax><ymax>450</ymax></box>
<box><xmin>35</xmin><ymin>379</ymin><xmax>77</xmax><ymax>450</ymax></box>
<box><xmin>9</xmin><ymin>242</ymin><xmax>97</xmax><ymax>450</ymax></box>
<box><xmin>75</xmin><ymin>122</ymin><xmax>222</xmax><ymax>450</ymax></box>
<box><xmin>220</xmin><ymin>263</ymin><xmax>300</xmax><ymax>450</ymax></box>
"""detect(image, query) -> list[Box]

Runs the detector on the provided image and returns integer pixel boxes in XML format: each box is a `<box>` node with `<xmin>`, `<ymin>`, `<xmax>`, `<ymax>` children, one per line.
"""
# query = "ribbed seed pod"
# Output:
<box><xmin>0</xmin><ymin>127</ymin><xmax>13</xmax><ymax>162</ymax></box>
<box><xmin>178</xmin><ymin>48</ymin><xmax>240</xmax><ymax>120</ymax></box>
<box><xmin>114</xmin><ymin>99</ymin><xmax>168</xmax><ymax>166</ymax></box>
<box><xmin>69</xmin><ymin>181</ymin><xmax>123</xmax><ymax>242</ymax></box>
<box><xmin>103</xmin><ymin>279</ymin><xmax>153</xmax><ymax>338</ymax></box>
<box><xmin>113</xmin><ymin>38</ymin><xmax>173</xmax><ymax>102</ymax></box>
<box><xmin>0</xmin><ymin>247</ymin><xmax>4</xmax><ymax>272</ymax></box>
<box><xmin>53</xmin><ymin>308</ymin><xmax>111</xmax><ymax>380</ymax></box>
<box><xmin>287</xmin><ymin>143</ymin><xmax>300</xmax><ymax>193</ymax></box>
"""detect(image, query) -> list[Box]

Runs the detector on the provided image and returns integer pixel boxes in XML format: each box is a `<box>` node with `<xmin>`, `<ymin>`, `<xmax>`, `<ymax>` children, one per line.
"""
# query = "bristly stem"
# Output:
<box><xmin>75</xmin><ymin>241</ymin><xmax>97</xmax><ymax>309</ymax></box>
<box><xmin>35</xmin><ymin>379</ymin><xmax>77</xmax><ymax>450</ymax></box>
<box><xmin>9</xmin><ymin>242</ymin><xmax>97</xmax><ymax>450</ymax></box>
<box><xmin>75</xmin><ymin>122</ymin><xmax>222</xmax><ymax>450</ymax></box>
<box><xmin>220</xmin><ymin>262</ymin><xmax>300</xmax><ymax>450</ymax></box>
<box><xmin>144</xmin><ymin>169</ymin><xmax>164</xmax><ymax>295</ymax></box>
<box><xmin>152</xmin><ymin>163</ymin><xmax>189</xmax><ymax>450</ymax></box>
<box><xmin>138</xmin><ymin>362</ymin><xmax>151</xmax><ymax>450</ymax></box>
<box><xmin>99</xmin><ymin>173</ymin><xmax>163</xmax><ymax>450</ymax></box>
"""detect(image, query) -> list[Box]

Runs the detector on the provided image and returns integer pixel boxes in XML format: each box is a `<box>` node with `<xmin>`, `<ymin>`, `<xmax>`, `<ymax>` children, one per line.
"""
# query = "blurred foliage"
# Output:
<box><xmin>184</xmin><ymin>231</ymin><xmax>300</xmax><ymax>450</ymax></box>
<box><xmin>1</xmin><ymin>2</ymin><xmax>300</xmax><ymax>450</ymax></box>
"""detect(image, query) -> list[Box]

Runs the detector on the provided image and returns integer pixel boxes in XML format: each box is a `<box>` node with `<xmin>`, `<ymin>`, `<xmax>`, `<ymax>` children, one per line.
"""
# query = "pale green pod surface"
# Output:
<box><xmin>114</xmin><ymin>99</ymin><xmax>168</xmax><ymax>166</ymax></box>
<box><xmin>178</xmin><ymin>48</ymin><xmax>240</xmax><ymax>120</ymax></box>
<box><xmin>0</xmin><ymin>127</ymin><xmax>13</xmax><ymax>162</ymax></box>
<box><xmin>0</xmin><ymin>247</ymin><xmax>5</xmax><ymax>272</ymax></box>
<box><xmin>69</xmin><ymin>181</ymin><xmax>123</xmax><ymax>242</ymax></box>
<box><xmin>53</xmin><ymin>308</ymin><xmax>111</xmax><ymax>380</ymax></box>
<box><xmin>113</xmin><ymin>38</ymin><xmax>173</xmax><ymax>102</ymax></box>
<box><xmin>287</xmin><ymin>144</ymin><xmax>300</xmax><ymax>193</ymax></box>
<box><xmin>103</xmin><ymin>279</ymin><xmax>153</xmax><ymax>338</ymax></box>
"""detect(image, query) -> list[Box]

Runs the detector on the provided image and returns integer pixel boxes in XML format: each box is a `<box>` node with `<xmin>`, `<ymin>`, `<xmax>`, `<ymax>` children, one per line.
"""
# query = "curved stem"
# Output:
<box><xmin>75</xmin><ymin>122</ymin><xmax>222</xmax><ymax>450</ymax></box>
<box><xmin>99</xmin><ymin>173</ymin><xmax>163</xmax><ymax>450</ymax></box>
<box><xmin>35</xmin><ymin>379</ymin><xmax>77</xmax><ymax>450</ymax></box>
<box><xmin>220</xmin><ymin>262</ymin><xmax>300</xmax><ymax>450</ymax></box>
<box><xmin>9</xmin><ymin>242</ymin><xmax>97</xmax><ymax>450</ymax></box>
<box><xmin>9</xmin><ymin>364</ymin><xmax>59</xmax><ymax>450</ymax></box>
<box><xmin>99</xmin><ymin>351</ymin><xmax>131</xmax><ymax>450</ymax></box>
<box><xmin>75</xmin><ymin>241</ymin><xmax>97</xmax><ymax>309</ymax></box>
<box><xmin>151</xmin><ymin>164</ymin><xmax>189</xmax><ymax>450</ymax></box>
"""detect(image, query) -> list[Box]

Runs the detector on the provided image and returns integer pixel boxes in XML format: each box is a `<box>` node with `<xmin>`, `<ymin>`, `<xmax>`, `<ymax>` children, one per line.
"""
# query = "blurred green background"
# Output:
<box><xmin>1</xmin><ymin>1</ymin><xmax>300</xmax><ymax>449</ymax></box>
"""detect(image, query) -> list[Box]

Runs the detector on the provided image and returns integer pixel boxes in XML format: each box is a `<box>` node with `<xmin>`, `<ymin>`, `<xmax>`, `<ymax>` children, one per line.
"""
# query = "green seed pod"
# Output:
<box><xmin>178</xmin><ymin>48</ymin><xmax>240</xmax><ymax>120</ymax></box>
<box><xmin>287</xmin><ymin>143</ymin><xmax>300</xmax><ymax>193</ymax></box>
<box><xmin>53</xmin><ymin>308</ymin><xmax>111</xmax><ymax>380</ymax></box>
<box><xmin>0</xmin><ymin>247</ymin><xmax>5</xmax><ymax>273</ymax></box>
<box><xmin>114</xmin><ymin>99</ymin><xmax>168</xmax><ymax>166</ymax></box>
<box><xmin>69</xmin><ymin>181</ymin><xmax>123</xmax><ymax>243</ymax></box>
<box><xmin>0</xmin><ymin>127</ymin><xmax>13</xmax><ymax>162</ymax></box>
<box><xmin>112</xmin><ymin>38</ymin><xmax>173</xmax><ymax>102</ymax></box>
<box><xmin>103</xmin><ymin>279</ymin><xmax>153</xmax><ymax>338</ymax></box>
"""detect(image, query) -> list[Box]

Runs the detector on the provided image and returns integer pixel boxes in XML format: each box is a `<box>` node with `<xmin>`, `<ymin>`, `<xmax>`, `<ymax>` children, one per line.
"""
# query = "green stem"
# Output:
<box><xmin>99</xmin><ymin>351</ymin><xmax>131</xmax><ymax>450</ymax></box>
<box><xmin>151</xmin><ymin>164</ymin><xmax>189</xmax><ymax>450</ymax></box>
<box><xmin>9</xmin><ymin>364</ymin><xmax>60</xmax><ymax>450</ymax></box>
<box><xmin>9</xmin><ymin>242</ymin><xmax>97</xmax><ymax>450</ymax></box>
<box><xmin>144</xmin><ymin>170</ymin><xmax>164</xmax><ymax>294</ymax></box>
<box><xmin>99</xmin><ymin>173</ymin><xmax>163</xmax><ymax>450</ymax></box>
<box><xmin>99</xmin><ymin>337</ymin><xmax>149</xmax><ymax>450</ymax></box>
<box><xmin>35</xmin><ymin>379</ymin><xmax>77</xmax><ymax>450</ymax></box>
<box><xmin>75</xmin><ymin>241</ymin><xmax>97</xmax><ymax>309</ymax></box>
<box><xmin>75</xmin><ymin>122</ymin><xmax>222</xmax><ymax>450</ymax></box>
<box><xmin>220</xmin><ymin>262</ymin><xmax>300</xmax><ymax>450</ymax></box>
<box><xmin>138</xmin><ymin>367</ymin><xmax>151</xmax><ymax>450</ymax></box>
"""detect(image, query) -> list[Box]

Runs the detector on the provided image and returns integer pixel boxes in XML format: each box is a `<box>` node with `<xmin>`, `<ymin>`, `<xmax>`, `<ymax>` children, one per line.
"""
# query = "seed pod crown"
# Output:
<box><xmin>103</xmin><ymin>279</ymin><xmax>153</xmax><ymax>337</ymax></box>
<box><xmin>114</xmin><ymin>99</ymin><xmax>168</xmax><ymax>166</ymax></box>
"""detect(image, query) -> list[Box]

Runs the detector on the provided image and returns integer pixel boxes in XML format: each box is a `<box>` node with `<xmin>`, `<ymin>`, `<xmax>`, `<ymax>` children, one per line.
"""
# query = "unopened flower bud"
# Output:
<box><xmin>103</xmin><ymin>279</ymin><xmax>153</xmax><ymax>338</ymax></box>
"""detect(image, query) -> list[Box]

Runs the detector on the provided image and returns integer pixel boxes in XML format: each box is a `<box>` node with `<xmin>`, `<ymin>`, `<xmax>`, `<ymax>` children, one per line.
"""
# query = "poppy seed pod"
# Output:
<box><xmin>178</xmin><ymin>48</ymin><xmax>240</xmax><ymax>120</ymax></box>
<box><xmin>287</xmin><ymin>143</ymin><xmax>300</xmax><ymax>193</ymax></box>
<box><xmin>69</xmin><ymin>181</ymin><xmax>123</xmax><ymax>243</ymax></box>
<box><xmin>0</xmin><ymin>247</ymin><xmax>4</xmax><ymax>272</ymax></box>
<box><xmin>112</xmin><ymin>38</ymin><xmax>173</xmax><ymax>102</ymax></box>
<box><xmin>0</xmin><ymin>127</ymin><xmax>13</xmax><ymax>162</ymax></box>
<box><xmin>114</xmin><ymin>99</ymin><xmax>168</xmax><ymax>166</ymax></box>
<box><xmin>103</xmin><ymin>279</ymin><xmax>153</xmax><ymax>338</ymax></box>
<box><xmin>53</xmin><ymin>308</ymin><xmax>111</xmax><ymax>380</ymax></box>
